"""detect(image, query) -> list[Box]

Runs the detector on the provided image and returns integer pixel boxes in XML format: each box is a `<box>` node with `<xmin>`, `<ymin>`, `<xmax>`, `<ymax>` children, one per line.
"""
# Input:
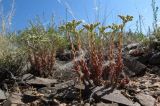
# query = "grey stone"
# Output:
<box><xmin>38</xmin><ymin>80</ymin><xmax>75</xmax><ymax>95</ymax></box>
<box><xmin>96</xmin><ymin>102</ymin><xmax>118</xmax><ymax>106</ymax></box>
<box><xmin>123</xmin><ymin>56</ymin><xmax>147</xmax><ymax>76</ymax></box>
<box><xmin>54</xmin><ymin>80</ymin><xmax>74</xmax><ymax>89</ymax></box>
<box><xmin>22</xmin><ymin>73</ymin><xmax>57</xmax><ymax>87</ymax></box>
<box><xmin>135</xmin><ymin>93</ymin><xmax>156</xmax><ymax>106</ymax></box>
<box><xmin>0</xmin><ymin>89</ymin><xmax>6</xmax><ymax>100</ymax></box>
<box><xmin>95</xmin><ymin>88</ymin><xmax>139</xmax><ymax>106</ymax></box>
<box><xmin>129</xmin><ymin>49</ymin><xmax>144</xmax><ymax>56</ymax></box>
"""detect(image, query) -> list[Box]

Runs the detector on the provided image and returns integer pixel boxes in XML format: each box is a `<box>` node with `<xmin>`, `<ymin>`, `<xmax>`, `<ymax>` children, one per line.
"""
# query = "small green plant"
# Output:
<box><xmin>0</xmin><ymin>35</ymin><xmax>24</xmax><ymax>76</ymax></box>
<box><xmin>83</xmin><ymin>23</ymin><xmax>105</xmax><ymax>85</ymax></box>
<box><xmin>107</xmin><ymin>23</ymin><xmax>120</xmax><ymax>84</ymax></box>
<box><xmin>20</xmin><ymin>21</ymin><xmax>67</xmax><ymax>77</ymax></box>
<box><xmin>59</xmin><ymin>20</ymin><xmax>82</xmax><ymax>59</ymax></box>
<box><xmin>110</xmin><ymin>15</ymin><xmax>133</xmax><ymax>85</ymax></box>
<box><xmin>98</xmin><ymin>26</ymin><xmax>110</xmax><ymax>52</ymax></box>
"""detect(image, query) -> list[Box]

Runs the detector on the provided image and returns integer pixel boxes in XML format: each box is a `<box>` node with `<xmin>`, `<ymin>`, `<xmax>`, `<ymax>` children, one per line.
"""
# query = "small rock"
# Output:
<box><xmin>139</xmin><ymin>85</ymin><xmax>147</xmax><ymax>90</ymax></box>
<box><xmin>149</xmin><ymin>52</ymin><xmax>160</xmax><ymax>65</ymax></box>
<box><xmin>126</xmin><ymin>43</ymin><xmax>140</xmax><ymax>50</ymax></box>
<box><xmin>153</xmin><ymin>91</ymin><xmax>160</xmax><ymax>97</ymax></box>
<box><xmin>23</xmin><ymin>90</ymin><xmax>43</xmax><ymax>103</ymax></box>
<box><xmin>129</xmin><ymin>49</ymin><xmax>144</xmax><ymax>56</ymax></box>
<box><xmin>136</xmin><ymin>93</ymin><xmax>156</xmax><ymax>106</ymax></box>
<box><xmin>151</xmin><ymin>82</ymin><xmax>160</xmax><ymax>88</ymax></box>
<box><xmin>38</xmin><ymin>80</ymin><xmax>75</xmax><ymax>96</ymax></box>
<box><xmin>151</xmin><ymin>66</ymin><xmax>160</xmax><ymax>75</ymax></box>
<box><xmin>56</xmin><ymin>50</ymin><xmax>73</xmax><ymax>61</ymax></box>
<box><xmin>3</xmin><ymin>92</ymin><xmax>24</xmax><ymax>106</ymax></box>
<box><xmin>0</xmin><ymin>89</ymin><xmax>6</xmax><ymax>101</ymax></box>
<box><xmin>84</xmin><ymin>103</ymin><xmax>90</xmax><ymax>106</ymax></box>
<box><xmin>74</xmin><ymin>84</ymin><xmax>85</xmax><ymax>90</ymax></box>
<box><xmin>54</xmin><ymin>87</ymin><xmax>78</xmax><ymax>101</ymax></box>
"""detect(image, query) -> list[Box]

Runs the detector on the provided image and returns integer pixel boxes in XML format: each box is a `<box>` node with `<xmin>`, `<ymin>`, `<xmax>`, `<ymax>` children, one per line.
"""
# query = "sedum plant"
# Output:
<box><xmin>20</xmin><ymin>22</ymin><xmax>67</xmax><ymax>77</ymax></box>
<box><xmin>59</xmin><ymin>15</ymin><xmax>133</xmax><ymax>87</ymax></box>
<box><xmin>59</xmin><ymin>20</ymin><xmax>82</xmax><ymax>59</ymax></box>
<box><xmin>108</xmin><ymin>15</ymin><xmax>133</xmax><ymax>86</ymax></box>
<box><xmin>83</xmin><ymin>23</ymin><xmax>105</xmax><ymax>85</ymax></box>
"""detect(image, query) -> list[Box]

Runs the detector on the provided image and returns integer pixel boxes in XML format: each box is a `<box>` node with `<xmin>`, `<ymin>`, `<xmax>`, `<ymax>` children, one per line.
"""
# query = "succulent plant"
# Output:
<box><xmin>118</xmin><ymin>15</ymin><xmax>133</xmax><ymax>24</ymax></box>
<box><xmin>83</xmin><ymin>22</ymin><xmax>100</xmax><ymax>32</ymax></box>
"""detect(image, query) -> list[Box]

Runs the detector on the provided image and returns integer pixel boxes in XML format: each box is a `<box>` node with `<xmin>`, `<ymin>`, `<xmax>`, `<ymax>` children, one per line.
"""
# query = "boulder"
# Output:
<box><xmin>149</xmin><ymin>52</ymin><xmax>160</xmax><ymax>65</ymax></box>
<box><xmin>123</xmin><ymin>56</ymin><xmax>147</xmax><ymax>76</ymax></box>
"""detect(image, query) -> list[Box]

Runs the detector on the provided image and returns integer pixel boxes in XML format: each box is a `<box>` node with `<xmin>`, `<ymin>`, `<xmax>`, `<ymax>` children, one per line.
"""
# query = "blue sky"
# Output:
<box><xmin>1</xmin><ymin>0</ymin><xmax>160</xmax><ymax>33</ymax></box>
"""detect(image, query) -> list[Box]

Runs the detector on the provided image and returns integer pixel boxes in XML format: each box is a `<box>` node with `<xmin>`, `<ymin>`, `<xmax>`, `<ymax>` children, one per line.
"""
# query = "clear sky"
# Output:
<box><xmin>1</xmin><ymin>0</ymin><xmax>160</xmax><ymax>33</ymax></box>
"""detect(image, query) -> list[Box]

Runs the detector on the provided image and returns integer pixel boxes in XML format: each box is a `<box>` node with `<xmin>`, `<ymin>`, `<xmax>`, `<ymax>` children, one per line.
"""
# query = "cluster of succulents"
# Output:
<box><xmin>59</xmin><ymin>15</ymin><xmax>133</xmax><ymax>87</ymax></box>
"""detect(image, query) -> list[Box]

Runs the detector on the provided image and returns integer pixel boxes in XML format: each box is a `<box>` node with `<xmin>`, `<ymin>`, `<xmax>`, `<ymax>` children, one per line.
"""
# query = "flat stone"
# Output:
<box><xmin>74</xmin><ymin>84</ymin><xmax>85</xmax><ymax>90</ymax></box>
<box><xmin>54</xmin><ymin>80</ymin><xmax>74</xmax><ymax>89</ymax></box>
<box><xmin>135</xmin><ymin>93</ymin><xmax>156</xmax><ymax>106</ymax></box>
<box><xmin>94</xmin><ymin>88</ymin><xmax>139</xmax><ymax>106</ymax></box>
<box><xmin>22</xmin><ymin>74</ymin><xmax>57</xmax><ymax>87</ymax></box>
<box><xmin>96</xmin><ymin>102</ymin><xmax>118</xmax><ymax>106</ymax></box>
<box><xmin>38</xmin><ymin>80</ymin><xmax>75</xmax><ymax>95</ymax></box>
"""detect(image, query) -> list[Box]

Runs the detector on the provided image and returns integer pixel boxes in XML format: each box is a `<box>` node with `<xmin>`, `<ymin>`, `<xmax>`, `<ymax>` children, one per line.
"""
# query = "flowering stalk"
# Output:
<box><xmin>108</xmin><ymin>24</ymin><xmax>120</xmax><ymax>84</ymax></box>
<box><xmin>83</xmin><ymin>23</ymin><xmax>105</xmax><ymax>85</ymax></box>
<box><xmin>117</xmin><ymin>15</ymin><xmax>133</xmax><ymax>84</ymax></box>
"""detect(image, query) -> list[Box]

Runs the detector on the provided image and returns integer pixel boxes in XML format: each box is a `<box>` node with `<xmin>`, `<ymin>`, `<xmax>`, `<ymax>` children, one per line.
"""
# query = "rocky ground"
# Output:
<box><xmin>0</xmin><ymin>43</ymin><xmax>160</xmax><ymax>106</ymax></box>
